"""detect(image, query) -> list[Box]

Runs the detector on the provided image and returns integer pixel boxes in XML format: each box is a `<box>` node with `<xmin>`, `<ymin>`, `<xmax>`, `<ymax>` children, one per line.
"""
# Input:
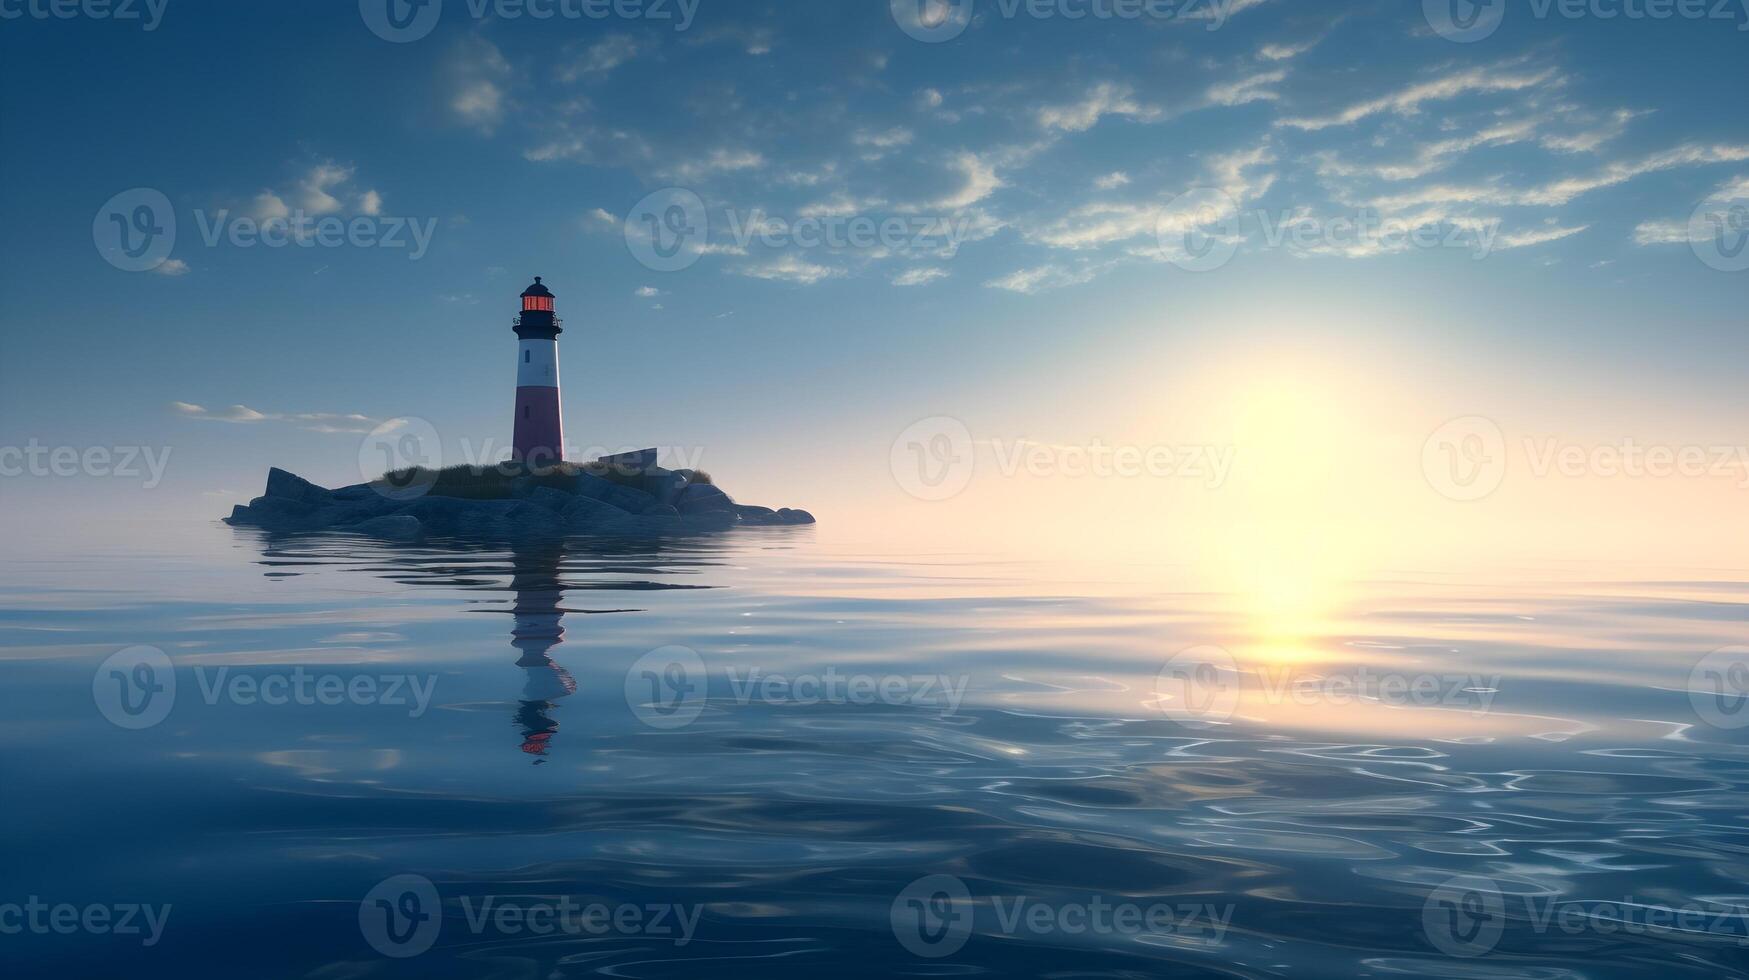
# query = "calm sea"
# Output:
<box><xmin>3</xmin><ymin>521</ymin><xmax>1747</xmax><ymax>978</ymax></box>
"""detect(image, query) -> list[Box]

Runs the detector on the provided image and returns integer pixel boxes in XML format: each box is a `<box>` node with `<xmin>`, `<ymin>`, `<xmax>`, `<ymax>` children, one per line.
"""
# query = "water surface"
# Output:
<box><xmin>3</xmin><ymin>523</ymin><xmax>1747</xmax><ymax>978</ymax></box>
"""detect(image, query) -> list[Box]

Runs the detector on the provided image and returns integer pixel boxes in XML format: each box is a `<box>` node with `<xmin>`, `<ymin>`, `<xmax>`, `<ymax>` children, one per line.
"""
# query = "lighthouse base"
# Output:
<box><xmin>513</xmin><ymin>386</ymin><xmax>564</xmax><ymax>467</ymax></box>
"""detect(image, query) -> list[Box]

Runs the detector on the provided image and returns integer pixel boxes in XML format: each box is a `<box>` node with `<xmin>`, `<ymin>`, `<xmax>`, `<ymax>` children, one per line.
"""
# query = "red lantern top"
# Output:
<box><xmin>521</xmin><ymin>277</ymin><xmax>555</xmax><ymax>312</ymax></box>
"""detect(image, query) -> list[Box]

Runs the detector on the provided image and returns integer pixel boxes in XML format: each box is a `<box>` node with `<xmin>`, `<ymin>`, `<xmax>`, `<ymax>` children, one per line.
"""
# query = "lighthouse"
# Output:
<box><xmin>512</xmin><ymin>277</ymin><xmax>565</xmax><ymax>468</ymax></box>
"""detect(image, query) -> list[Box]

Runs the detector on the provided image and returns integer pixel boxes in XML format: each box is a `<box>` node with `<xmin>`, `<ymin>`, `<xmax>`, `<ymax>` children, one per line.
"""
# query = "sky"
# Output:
<box><xmin>1</xmin><ymin>0</ymin><xmax>1746</xmax><ymax>567</ymax></box>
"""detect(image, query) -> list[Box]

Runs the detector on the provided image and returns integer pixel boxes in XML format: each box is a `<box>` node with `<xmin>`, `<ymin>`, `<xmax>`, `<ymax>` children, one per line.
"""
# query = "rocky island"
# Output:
<box><xmin>224</xmin><ymin>450</ymin><xmax>815</xmax><ymax>541</ymax></box>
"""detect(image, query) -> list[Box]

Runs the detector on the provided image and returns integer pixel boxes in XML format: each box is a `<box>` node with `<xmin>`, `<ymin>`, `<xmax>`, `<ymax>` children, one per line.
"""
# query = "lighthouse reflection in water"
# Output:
<box><xmin>507</xmin><ymin>544</ymin><xmax>576</xmax><ymax>760</ymax></box>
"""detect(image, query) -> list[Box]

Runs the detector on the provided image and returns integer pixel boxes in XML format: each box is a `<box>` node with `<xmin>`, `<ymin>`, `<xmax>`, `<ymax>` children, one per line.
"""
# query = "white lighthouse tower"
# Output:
<box><xmin>513</xmin><ymin>277</ymin><xmax>565</xmax><ymax>468</ymax></box>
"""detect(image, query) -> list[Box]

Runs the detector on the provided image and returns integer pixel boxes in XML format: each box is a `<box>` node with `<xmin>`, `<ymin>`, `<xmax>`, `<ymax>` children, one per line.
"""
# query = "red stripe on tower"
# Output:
<box><xmin>512</xmin><ymin>277</ymin><xmax>565</xmax><ymax>467</ymax></box>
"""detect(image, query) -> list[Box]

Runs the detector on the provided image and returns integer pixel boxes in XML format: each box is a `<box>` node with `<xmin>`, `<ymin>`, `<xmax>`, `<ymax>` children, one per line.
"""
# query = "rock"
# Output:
<box><xmin>226</xmin><ymin>467</ymin><xmax>813</xmax><ymax>539</ymax></box>
<box><xmin>526</xmin><ymin>487</ymin><xmax>574</xmax><ymax>512</ymax></box>
<box><xmin>677</xmin><ymin>510</ymin><xmax>738</xmax><ymax>531</ymax></box>
<box><xmin>329</xmin><ymin>483</ymin><xmax>379</xmax><ymax>502</ymax></box>
<box><xmin>265</xmin><ymin>467</ymin><xmax>331</xmax><ymax>504</ymax></box>
<box><xmin>645</xmin><ymin>469</ymin><xmax>691</xmax><ymax>506</ymax></box>
<box><xmin>349</xmin><ymin>515</ymin><xmax>423</xmax><ymax>541</ymax></box>
<box><xmin>396</xmin><ymin>495</ymin><xmax>472</xmax><ymax>534</ymax></box>
<box><xmin>560</xmin><ymin>495</ymin><xmax>631</xmax><ymax>529</ymax></box>
<box><xmin>454</xmin><ymin>499</ymin><xmax>562</xmax><ymax>538</ymax></box>
<box><xmin>574</xmin><ymin>472</ymin><xmax>660</xmax><ymax>514</ymax></box>
<box><xmin>675</xmin><ymin>483</ymin><xmax>734</xmax><ymax>514</ymax></box>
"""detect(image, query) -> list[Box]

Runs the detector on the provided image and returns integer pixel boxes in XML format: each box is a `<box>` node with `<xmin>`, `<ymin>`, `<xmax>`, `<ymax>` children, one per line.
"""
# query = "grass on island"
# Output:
<box><xmin>375</xmin><ymin>461</ymin><xmax>710</xmax><ymax>500</ymax></box>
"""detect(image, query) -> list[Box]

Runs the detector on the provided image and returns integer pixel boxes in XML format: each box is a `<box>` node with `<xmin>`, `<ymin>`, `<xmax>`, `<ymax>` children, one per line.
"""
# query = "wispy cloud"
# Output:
<box><xmin>1368</xmin><ymin>143</ymin><xmax>1749</xmax><ymax>210</ymax></box>
<box><xmin>1206</xmin><ymin>69</ymin><xmax>1287</xmax><ymax>107</ymax></box>
<box><xmin>448</xmin><ymin>37</ymin><xmax>510</xmax><ymax>134</ymax></box>
<box><xmin>1278</xmin><ymin>65</ymin><xmax>1559</xmax><ymax>131</ymax></box>
<box><xmin>559</xmin><ymin>35</ymin><xmax>642</xmax><ymax>80</ymax></box>
<box><xmin>171</xmin><ymin>402</ymin><xmax>384</xmax><ymax>435</ymax></box>
<box><xmin>984</xmin><ymin>263</ymin><xmax>1101</xmax><ymax>294</ymax></box>
<box><xmin>1037</xmin><ymin>83</ymin><xmax>1161</xmax><ymax>133</ymax></box>
<box><xmin>245</xmin><ymin>161</ymin><xmax>383</xmax><ymax>223</ymax></box>
<box><xmin>893</xmin><ymin>267</ymin><xmax>949</xmax><ymax>286</ymax></box>
<box><xmin>736</xmin><ymin>255</ymin><xmax>842</xmax><ymax>285</ymax></box>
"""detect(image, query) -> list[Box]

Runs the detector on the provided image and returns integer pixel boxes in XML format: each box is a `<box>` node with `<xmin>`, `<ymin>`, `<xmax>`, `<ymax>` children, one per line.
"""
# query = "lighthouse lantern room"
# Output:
<box><xmin>512</xmin><ymin>277</ymin><xmax>565</xmax><ymax>467</ymax></box>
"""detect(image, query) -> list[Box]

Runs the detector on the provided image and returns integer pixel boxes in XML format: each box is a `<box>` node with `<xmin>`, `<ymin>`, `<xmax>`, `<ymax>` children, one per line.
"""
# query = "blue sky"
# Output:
<box><xmin>1</xmin><ymin>0</ymin><xmax>1746</xmax><ymax>556</ymax></box>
